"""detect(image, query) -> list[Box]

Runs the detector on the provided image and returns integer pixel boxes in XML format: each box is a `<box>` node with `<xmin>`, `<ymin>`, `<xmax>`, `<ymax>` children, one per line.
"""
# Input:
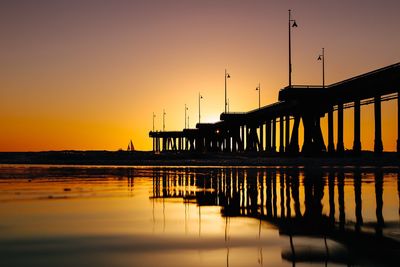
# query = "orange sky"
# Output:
<box><xmin>0</xmin><ymin>0</ymin><xmax>399</xmax><ymax>152</ymax></box>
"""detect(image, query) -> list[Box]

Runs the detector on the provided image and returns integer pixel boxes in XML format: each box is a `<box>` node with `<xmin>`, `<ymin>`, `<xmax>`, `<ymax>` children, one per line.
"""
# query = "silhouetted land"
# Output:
<box><xmin>0</xmin><ymin>150</ymin><xmax>399</xmax><ymax>167</ymax></box>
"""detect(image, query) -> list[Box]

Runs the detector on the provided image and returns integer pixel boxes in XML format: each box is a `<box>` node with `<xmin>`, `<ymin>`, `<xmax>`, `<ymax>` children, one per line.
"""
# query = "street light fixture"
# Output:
<box><xmin>288</xmin><ymin>9</ymin><xmax>298</xmax><ymax>88</ymax></box>
<box><xmin>225</xmin><ymin>69</ymin><xmax>230</xmax><ymax>113</ymax></box>
<box><xmin>198</xmin><ymin>92</ymin><xmax>203</xmax><ymax>124</ymax></box>
<box><xmin>256</xmin><ymin>83</ymin><xmax>261</xmax><ymax>109</ymax></box>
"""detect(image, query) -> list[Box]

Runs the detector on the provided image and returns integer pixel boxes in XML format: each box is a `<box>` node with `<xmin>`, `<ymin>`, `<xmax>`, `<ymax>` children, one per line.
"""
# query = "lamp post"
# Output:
<box><xmin>225</xmin><ymin>69</ymin><xmax>230</xmax><ymax>113</ymax></box>
<box><xmin>152</xmin><ymin>112</ymin><xmax>156</xmax><ymax>132</ymax></box>
<box><xmin>318</xmin><ymin>48</ymin><xmax>333</xmax><ymax>152</ymax></box>
<box><xmin>317</xmin><ymin>48</ymin><xmax>325</xmax><ymax>88</ymax></box>
<box><xmin>198</xmin><ymin>92</ymin><xmax>203</xmax><ymax>124</ymax></box>
<box><xmin>288</xmin><ymin>9</ymin><xmax>298</xmax><ymax>88</ymax></box>
<box><xmin>256</xmin><ymin>83</ymin><xmax>261</xmax><ymax>109</ymax></box>
<box><xmin>163</xmin><ymin>109</ymin><xmax>166</xmax><ymax>131</ymax></box>
<box><xmin>184</xmin><ymin>104</ymin><xmax>188</xmax><ymax>129</ymax></box>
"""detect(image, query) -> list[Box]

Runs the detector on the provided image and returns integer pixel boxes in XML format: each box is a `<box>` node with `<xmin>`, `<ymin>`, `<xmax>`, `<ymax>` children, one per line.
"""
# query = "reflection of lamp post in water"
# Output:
<box><xmin>198</xmin><ymin>205</ymin><xmax>201</xmax><ymax>237</ymax></box>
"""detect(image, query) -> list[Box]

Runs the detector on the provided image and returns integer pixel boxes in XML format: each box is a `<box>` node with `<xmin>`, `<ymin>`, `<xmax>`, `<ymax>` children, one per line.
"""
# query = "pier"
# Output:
<box><xmin>150</xmin><ymin>63</ymin><xmax>400</xmax><ymax>155</ymax></box>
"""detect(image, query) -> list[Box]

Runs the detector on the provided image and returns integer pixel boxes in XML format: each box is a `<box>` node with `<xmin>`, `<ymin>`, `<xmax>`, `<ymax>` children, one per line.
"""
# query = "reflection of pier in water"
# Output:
<box><xmin>150</xmin><ymin>168</ymin><xmax>400</xmax><ymax>266</ymax></box>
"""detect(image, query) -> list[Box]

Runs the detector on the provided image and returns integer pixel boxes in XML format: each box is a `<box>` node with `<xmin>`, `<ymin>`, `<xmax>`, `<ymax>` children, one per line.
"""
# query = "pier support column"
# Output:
<box><xmin>239</xmin><ymin>125</ymin><xmax>244</xmax><ymax>151</ymax></box>
<box><xmin>259</xmin><ymin>123</ymin><xmax>264</xmax><ymax>152</ymax></box>
<box><xmin>272</xmin><ymin>118</ymin><xmax>277</xmax><ymax>152</ymax></box>
<box><xmin>279</xmin><ymin>116</ymin><xmax>284</xmax><ymax>153</ymax></box>
<box><xmin>337</xmin><ymin>103</ymin><xmax>345</xmax><ymax>154</ymax></box>
<box><xmin>328</xmin><ymin>107</ymin><xmax>335</xmax><ymax>153</ymax></box>
<box><xmin>288</xmin><ymin>115</ymin><xmax>300</xmax><ymax>154</ymax></box>
<box><xmin>285</xmin><ymin>115</ymin><xmax>290</xmax><ymax>153</ymax></box>
<box><xmin>162</xmin><ymin>138</ymin><xmax>166</xmax><ymax>151</ymax></box>
<box><xmin>353</xmin><ymin>99</ymin><xmax>361</xmax><ymax>153</ymax></box>
<box><xmin>374</xmin><ymin>96</ymin><xmax>383</xmax><ymax>154</ymax></box>
<box><xmin>266</xmin><ymin>120</ymin><xmax>271</xmax><ymax>152</ymax></box>
<box><xmin>397</xmin><ymin>91</ymin><xmax>400</xmax><ymax>154</ymax></box>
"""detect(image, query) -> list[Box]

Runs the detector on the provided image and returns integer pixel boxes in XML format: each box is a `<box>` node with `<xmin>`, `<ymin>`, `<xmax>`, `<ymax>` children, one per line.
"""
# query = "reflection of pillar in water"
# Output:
<box><xmin>338</xmin><ymin>172</ymin><xmax>345</xmax><ymax>230</ymax></box>
<box><xmin>303</xmin><ymin>171</ymin><xmax>313</xmax><ymax>218</ymax></box>
<box><xmin>302</xmin><ymin>170</ymin><xmax>325</xmax><ymax>219</ymax></box>
<box><xmin>314</xmin><ymin>172</ymin><xmax>325</xmax><ymax>216</ymax></box>
<box><xmin>354</xmin><ymin>171</ymin><xmax>363</xmax><ymax>232</ymax></box>
<box><xmin>272</xmin><ymin>170</ymin><xmax>277</xmax><ymax>218</ymax></box>
<box><xmin>248</xmin><ymin>171</ymin><xmax>259</xmax><ymax>216</ymax></box>
<box><xmin>328</xmin><ymin>171</ymin><xmax>335</xmax><ymax>224</ymax></box>
<box><xmin>266</xmin><ymin>170</ymin><xmax>272</xmax><ymax>218</ymax></box>
<box><xmin>280</xmin><ymin>169</ymin><xmax>285</xmax><ymax>218</ymax></box>
<box><xmin>375</xmin><ymin>170</ymin><xmax>384</xmax><ymax>235</ymax></box>
<box><xmin>259</xmin><ymin>170</ymin><xmax>265</xmax><ymax>216</ymax></box>
<box><xmin>290</xmin><ymin>170</ymin><xmax>301</xmax><ymax>218</ymax></box>
<box><xmin>398</xmin><ymin>172</ymin><xmax>400</xmax><ymax>215</ymax></box>
<box><xmin>239</xmin><ymin>169</ymin><xmax>245</xmax><ymax>215</ymax></box>
<box><xmin>285</xmin><ymin>171</ymin><xmax>291</xmax><ymax>218</ymax></box>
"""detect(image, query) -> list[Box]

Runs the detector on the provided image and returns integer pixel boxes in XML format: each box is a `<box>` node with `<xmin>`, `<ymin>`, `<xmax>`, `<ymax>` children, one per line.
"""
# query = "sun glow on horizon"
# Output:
<box><xmin>0</xmin><ymin>1</ymin><xmax>400</xmax><ymax>151</ymax></box>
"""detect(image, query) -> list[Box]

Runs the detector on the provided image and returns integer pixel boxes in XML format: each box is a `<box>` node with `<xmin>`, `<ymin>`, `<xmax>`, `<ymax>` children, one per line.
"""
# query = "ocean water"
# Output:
<box><xmin>0</xmin><ymin>165</ymin><xmax>399</xmax><ymax>267</ymax></box>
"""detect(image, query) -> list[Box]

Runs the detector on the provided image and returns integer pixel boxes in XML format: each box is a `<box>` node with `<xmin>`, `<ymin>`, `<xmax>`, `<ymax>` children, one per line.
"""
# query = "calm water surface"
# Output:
<box><xmin>0</xmin><ymin>165</ymin><xmax>399</xmax><ymax>267</ymax></box>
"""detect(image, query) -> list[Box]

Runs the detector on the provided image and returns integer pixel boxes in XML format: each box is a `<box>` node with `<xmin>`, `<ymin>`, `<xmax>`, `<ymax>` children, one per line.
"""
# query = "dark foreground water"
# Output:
<box><xmin>0</xmin><ymin>165</ymin><xmax>399</xmax><ymax>267</ymax></box>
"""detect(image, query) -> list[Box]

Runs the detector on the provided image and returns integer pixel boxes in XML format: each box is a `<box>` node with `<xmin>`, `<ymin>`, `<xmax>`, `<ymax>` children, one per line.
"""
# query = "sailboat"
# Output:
<box><xmin>127</xmin><ymin>140</ymin><xmax>135</xmax><ymax>151</ymax></box>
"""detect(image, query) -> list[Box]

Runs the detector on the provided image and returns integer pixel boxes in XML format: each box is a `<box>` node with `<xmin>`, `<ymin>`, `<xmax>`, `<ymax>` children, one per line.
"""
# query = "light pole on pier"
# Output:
<box><xmin>198</xmin><ymin>93</ymin><xmax>203</xmax><ymax>124</ymax></box>
<box><xmin>163</xmin><ymin>109</ymin><xmax>166</xmax><ymax>131</ymax></box>
<box><xmin>225</xmin><ymin>69</ymin><xmax>230</xmax><ymax>113</ymax></box>
<box><xmin>317</xmin><ymin>48</ymin><xmax>325</xmax><ymax>88</ymax></box>
<box><xmin>184</xmin><ymin>104</ymin><xmax>188</xmax><ymax>129</ymax></box>
<box><xmin>256</xmin><ymin>83</ymin><xmax>261</xmax><ymax>109</ymax></box>
<box><xmin>288</xmin><ymin>9</ymin><xmax>298</xmax><ymax>88</ymax></box>
<box><xmin>152</xmin><ymin>112</ymin><xmax>156</xmax><ymax>132</ymax></box>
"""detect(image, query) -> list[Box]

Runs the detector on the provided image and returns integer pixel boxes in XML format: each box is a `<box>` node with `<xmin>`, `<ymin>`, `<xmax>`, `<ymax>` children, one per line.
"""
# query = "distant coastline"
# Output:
<box><xmin>0</xmin><ymin>150</ymin><xmax>399</xmax><ymax>167</ymax></box>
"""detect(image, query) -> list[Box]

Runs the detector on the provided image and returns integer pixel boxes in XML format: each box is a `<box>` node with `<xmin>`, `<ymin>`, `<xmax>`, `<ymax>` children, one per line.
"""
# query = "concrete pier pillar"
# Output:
<box><xmin>266</xmin><ymin>120</ymin><xmax>271</xmax><ymax>152</ymax></box>
<box><xmin>285</xmin><ymin>115</ymin><xmax>290</xmax><ymax>152</ymax></box>
<box><xmin>279</xmin><ymin>116</ymin><xmax>284</xmax><ymax>153</ymax></box>
<box><xmin>337</xmin><ymin>103</ymin><xmax>345</xmax><ymax>153</ymax></box>
<box><xmin>259</xmin><ymin>123</ymin><xmax>264</xmax><ymax>152</ymax></box>
<box><xmin>152</xmin><ymin>138</ymin><xmax>155</xmax><ymax>152</ymax></box>
<box><xmin>353</xmin><ymin>99</ymin><xmax>361</xmax><ymax>153</ymax></box>
<box><xmin>225</xmin><ymin>133</ymin><xmax>231</xmax><ymax>152</ymax></box>
<box><xmin>328</xmin><ymin>107</ymin><xmax>335</xmax><ymax>153</ymax></box>
<box><xmin>241</xmin><ymin>125</ymin><xmax>245</xmax><ymax>151</ymax></box>
<box><xmin>397</xmin><ymin>91</ymin><xmax>400</xmax><ymax>154</ymax></box>
<box><xmin>272</xmin><ymin>118</ymin><xmax>277</xmax><ymax>152</ymax></box>
<box><xmin>374</xmin><ymin>96</ymin><xmax>383</xmax><ymax>154</ymax></box>
<box><xmin>288</xmin><ymin>115</ymin><xmax>300</xmax><ymax>154</ymax></box>
<box><xmin>162</xmin><ymin>138</ymin><xmax>166</xmax><ymax>151</ymax></box>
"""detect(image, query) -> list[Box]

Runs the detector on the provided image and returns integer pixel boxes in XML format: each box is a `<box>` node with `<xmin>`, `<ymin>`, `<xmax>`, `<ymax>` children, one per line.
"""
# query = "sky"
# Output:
<box><xmin>0</xmin><ymin>0</ymin><xmax>399</xmax><ymax>152</ymax></box>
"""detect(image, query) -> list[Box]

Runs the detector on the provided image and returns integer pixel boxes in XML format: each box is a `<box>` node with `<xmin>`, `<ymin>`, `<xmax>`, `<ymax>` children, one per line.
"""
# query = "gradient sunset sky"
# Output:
<box><xmin>1</xmin><ymin>0</ymin><xmax>399</xmax><ymax>152</ymax></box>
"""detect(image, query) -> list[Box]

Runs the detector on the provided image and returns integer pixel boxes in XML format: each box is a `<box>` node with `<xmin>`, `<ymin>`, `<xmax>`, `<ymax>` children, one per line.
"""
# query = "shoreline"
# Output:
<box><xmin>0</xmin><ymin>150</ymin><xmax>400</xmax><ymax>167</ymax></box>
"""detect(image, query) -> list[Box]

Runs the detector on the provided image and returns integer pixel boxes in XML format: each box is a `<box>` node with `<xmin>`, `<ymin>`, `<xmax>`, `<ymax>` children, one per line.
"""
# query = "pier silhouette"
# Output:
<box><xmin>150</xmin><ymin>63</ymin><xmax>400</xmax><ymax>156</ymax></box>
<box><xmin>150</xmin><ymin>167</ymin><xmax>400</xmax><ymax>266</ymax></box>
